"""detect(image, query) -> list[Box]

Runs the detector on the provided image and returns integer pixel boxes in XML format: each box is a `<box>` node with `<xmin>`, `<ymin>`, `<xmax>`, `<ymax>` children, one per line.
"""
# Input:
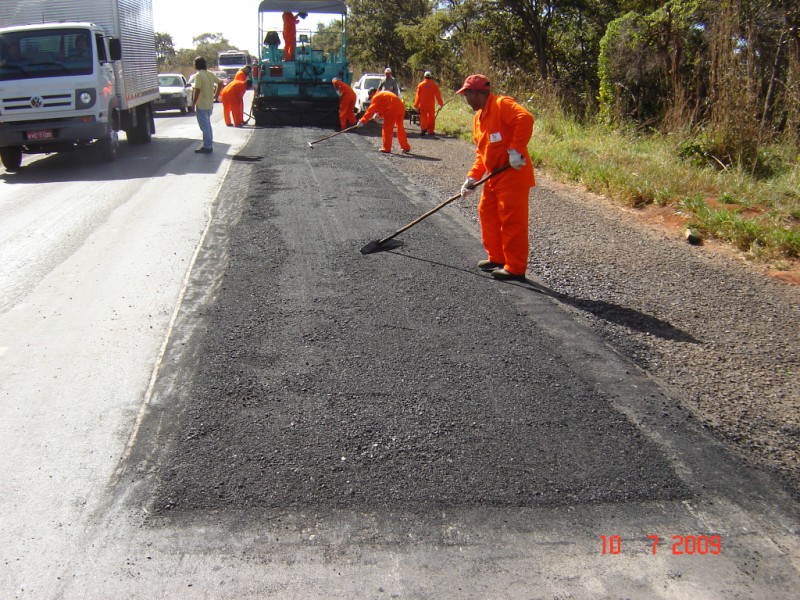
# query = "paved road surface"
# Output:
<box><xmin>1</xmin><ymin>114</ymin><xmax>798</xmax><ymax>598</ymax></box>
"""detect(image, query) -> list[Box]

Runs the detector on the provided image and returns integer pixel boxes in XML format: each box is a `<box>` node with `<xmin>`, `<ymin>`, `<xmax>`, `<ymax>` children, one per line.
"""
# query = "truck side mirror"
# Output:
<box><xmin>109</xmin><ymin>38</ymin><xmax>122</xmax><ymax>61</ymax></box>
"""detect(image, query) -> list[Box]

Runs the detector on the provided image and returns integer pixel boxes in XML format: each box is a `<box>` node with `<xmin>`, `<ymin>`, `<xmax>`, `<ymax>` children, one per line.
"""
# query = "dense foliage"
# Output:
<box><xmin>344</xmin><ymin>0</ymin><xmax>799</xmax><ymax>156</ymax></box>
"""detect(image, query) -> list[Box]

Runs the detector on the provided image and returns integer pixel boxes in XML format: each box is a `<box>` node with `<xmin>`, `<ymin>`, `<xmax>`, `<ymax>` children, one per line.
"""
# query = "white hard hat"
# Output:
<box><xmin>424</xmin><ymin>71</ymin><xmax>432</xmax><ymax>78</ymax></box>
<box><xmin>384</xmin><ymin>67</ymin><xmax>392</xmax><ymax>74</ymax></box>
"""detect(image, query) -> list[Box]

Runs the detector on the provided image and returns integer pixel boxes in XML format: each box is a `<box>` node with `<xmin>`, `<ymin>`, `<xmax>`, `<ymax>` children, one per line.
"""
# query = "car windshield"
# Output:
<box><xmin>159</xmin><ymin>75</ymin><xmax>183</xmax><ymax>87</ymax></box>
<box><xmin>219</xmin><ymin>54</ymin><xmax>248</xmax><ymax>67</ymax></box>
<box><xmin>363</xmin><ymin>77</ymin><xmax>381</xmax><ymax>89</ymax></box>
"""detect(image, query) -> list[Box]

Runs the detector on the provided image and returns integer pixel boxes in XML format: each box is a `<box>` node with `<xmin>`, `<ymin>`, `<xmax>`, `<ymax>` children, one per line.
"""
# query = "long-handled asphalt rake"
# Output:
<box><xmin>307</xmin><ymin>122</ymin><xmax>361</xmax><ymax>148</ymax></box>
<box><xmin>360</xmin><ymin>164</ymin><xmax>511</xmax><ymax>255</ymax></box>
<box><xmin>435</xmin><ymin>98</ymin><xmax>452</xmax><ymax>117</ymax></box>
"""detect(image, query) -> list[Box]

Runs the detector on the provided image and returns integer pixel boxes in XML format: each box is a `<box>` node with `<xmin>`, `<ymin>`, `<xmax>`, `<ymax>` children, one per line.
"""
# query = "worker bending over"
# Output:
<box><xmin>458</xmin><ymin>74</ymin><xmax>535</xmax><ymax>281</ymax></box>
<box><xmin>357</xmin><ymin>88</ymin><xmax>411</xmax><ymax>155</ymax></box>
<box><xmin>220</xmin><ymin>69</ymin><xmax>248</xmax><ymax>127</ymax></box>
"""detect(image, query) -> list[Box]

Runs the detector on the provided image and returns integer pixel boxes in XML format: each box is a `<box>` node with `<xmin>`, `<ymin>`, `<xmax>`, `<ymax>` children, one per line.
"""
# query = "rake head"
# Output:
<box><xmin>359</xmin><ymin>239</ymin><xmax>404</xmax><ymax>255</ymax></box>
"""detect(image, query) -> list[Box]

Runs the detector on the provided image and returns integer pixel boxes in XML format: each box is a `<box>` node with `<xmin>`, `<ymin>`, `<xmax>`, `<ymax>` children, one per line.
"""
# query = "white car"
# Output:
<box><xmin>154</xmin><ymin>73</ymin><xmax>194</xmax><ymax>113</ymax></box>
<box><xmin>352</xmin><ymin>73</ymin><xmax>384</xmax><ymax>112</ymax></box>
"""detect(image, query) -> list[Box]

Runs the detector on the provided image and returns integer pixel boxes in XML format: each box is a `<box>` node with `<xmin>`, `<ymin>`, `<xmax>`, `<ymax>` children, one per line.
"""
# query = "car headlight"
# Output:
<box><xmin>75</xmin><ymin>88</ymin><xmax>96</xmax><ymax>109</ymax></box>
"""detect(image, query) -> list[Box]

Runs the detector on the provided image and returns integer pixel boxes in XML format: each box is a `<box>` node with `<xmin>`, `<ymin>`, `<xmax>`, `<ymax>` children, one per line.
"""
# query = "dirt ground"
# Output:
<box><xmin>379</xmin><ymin>123</ymin><xmax>800</xmax><ymax>500</ymax></box>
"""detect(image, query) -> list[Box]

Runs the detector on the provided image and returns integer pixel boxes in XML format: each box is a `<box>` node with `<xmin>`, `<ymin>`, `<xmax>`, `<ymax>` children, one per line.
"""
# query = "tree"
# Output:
<box><xmin>347</xmin><ymin>0</ymin><xmax>432</xmax><ymax>73</ymax></box>
<box><xmin>155</xmin><ymin>32</ymin><xmax>176</xmax><ymax>69</ymax></box>
<box><xmin>396</xmin><ymin>9</ymin><xmax>459</xmax><ymax>82</ymax></box>
<box><xmin>192</xmin><ymin>32</ymin><xmax>236</xmax><ymax>69</ymax></box>
<box><xmin>314</xmin><ymin>19</ymin><xmax>345</xmax><ymax>57</ymax></box>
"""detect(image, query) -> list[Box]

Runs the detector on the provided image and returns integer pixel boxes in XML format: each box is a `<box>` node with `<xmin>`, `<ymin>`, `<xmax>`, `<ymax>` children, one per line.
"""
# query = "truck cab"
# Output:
<box><xmin>0</xmin><ymin>15</ymin><xmax>157</xmax><ymax>171</ymax></box>
<box><xmin>218</xmin><ymin>50</ymin><xmax>252</xmax><ymax>82</ymax></box>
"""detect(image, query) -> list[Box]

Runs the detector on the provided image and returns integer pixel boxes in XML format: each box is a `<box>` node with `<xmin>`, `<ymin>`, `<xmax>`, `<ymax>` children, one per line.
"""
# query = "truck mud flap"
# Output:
<box><xmin>252</xmin><ymin>97</ymin><xmax>339</xmax><ymax>128</ymax></box>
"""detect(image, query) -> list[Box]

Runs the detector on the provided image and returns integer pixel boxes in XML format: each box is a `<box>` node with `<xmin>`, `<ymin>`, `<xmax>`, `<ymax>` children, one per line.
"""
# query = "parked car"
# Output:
<box><xmin>154</xmin><ymin>73</ymin><xmax>193</xmax><ymax>113</ymax></box>
<box><xmin>352</xmin><ymin>73</ymin><xmax>383</xmax><ymax>112</ymax></box>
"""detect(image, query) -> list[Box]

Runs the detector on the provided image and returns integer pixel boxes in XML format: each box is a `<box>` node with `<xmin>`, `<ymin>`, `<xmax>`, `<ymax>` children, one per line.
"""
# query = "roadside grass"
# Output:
<box><xmin>436</xmin><ymin>95</ymin><xmax>800</xmax><ymax>265</ymax></box>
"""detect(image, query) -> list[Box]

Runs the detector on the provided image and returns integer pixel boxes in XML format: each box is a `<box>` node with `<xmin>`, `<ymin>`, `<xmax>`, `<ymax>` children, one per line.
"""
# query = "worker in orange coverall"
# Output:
<box><xmin>282</xmin><ymin>11</ymin><xmax>306</xmax><ymax>61</ymax></box>
<box><xmin>220</xmin><ymin>69</ymin><xmax>248</xmax><ymax>127</ymax></box>
<box><xmin>356</xmin><ymin>88</ymin><xmax>411</xmax><ymax>154</ymax></box>
<box><xmin>457</xmin><ymin>74</ymin><xmax>535</xmax><ymax>281</ymax></box>
<box><xmin>332</xmin><ymin>77</ymin><xmax>357</xmax><ymax>130</ymax></box>
<box><xmin>413</xmin><ymin>71</ymin><xmax>444</xmax><ymax>136</ymax></box>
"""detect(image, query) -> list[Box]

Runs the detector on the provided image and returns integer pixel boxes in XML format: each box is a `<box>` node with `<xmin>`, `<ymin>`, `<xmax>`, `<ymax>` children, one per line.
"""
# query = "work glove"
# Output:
<box><xmin>356</xmin><ymin>120</ymin><xmax>365</xmax><ymax>128</ymax></box>
<box><xmin>508</xmin><ymin>148</ymin><xmax>526</xmax><ymax>170</ymax></box>
<box><xmin>461</xmin><ymin>177</ymin><xmax>478</xmax><ymax>198</ymax></box>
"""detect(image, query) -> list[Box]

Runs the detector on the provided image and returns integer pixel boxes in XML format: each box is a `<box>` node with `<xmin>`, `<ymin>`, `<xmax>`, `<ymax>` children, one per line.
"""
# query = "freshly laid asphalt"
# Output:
<box><xmin>140</xmin><ymin>125</ymin><xmax>688</xmax><ymax>513</ymax></box>
<box><xmin>113</xmin><ymin>124</ymin><xmax>800</xmax><ymax>598</ymax></box>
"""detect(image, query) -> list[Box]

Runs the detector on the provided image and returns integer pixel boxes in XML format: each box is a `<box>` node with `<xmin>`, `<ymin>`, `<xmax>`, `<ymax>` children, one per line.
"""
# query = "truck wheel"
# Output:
<box><xmin>97</xmin><ymin>126</ymin><xmax>119</xmax><ymax>161</ymax></box>
<box><xmin>127</xmin><ymin>104</ymin><xmax>153</xmax><ymax>144</ymax></box>
<box><xmin>1</xmin><ymin>147</ymin><xmax>23</xmax><ymax>172</ymax></box>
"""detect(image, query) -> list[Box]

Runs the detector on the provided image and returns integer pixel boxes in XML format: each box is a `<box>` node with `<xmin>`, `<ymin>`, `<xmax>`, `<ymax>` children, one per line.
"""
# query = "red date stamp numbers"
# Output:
<box><xmin>600</xmin><ymin>534</ymin><xmax>722</xmax><ymax>555</ymax></box>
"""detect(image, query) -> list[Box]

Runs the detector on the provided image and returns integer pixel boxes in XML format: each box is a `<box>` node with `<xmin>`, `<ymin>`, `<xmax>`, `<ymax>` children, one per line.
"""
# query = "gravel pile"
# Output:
<box><xmin>385</xmin><ymin>128</ymin><xmax>800</xmax><ymax>499</ymax></box>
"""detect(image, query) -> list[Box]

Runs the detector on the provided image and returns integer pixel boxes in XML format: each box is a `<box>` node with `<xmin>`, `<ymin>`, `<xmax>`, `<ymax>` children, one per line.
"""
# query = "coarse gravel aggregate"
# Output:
<box><xmin>388</xmin><ymin>125</ymin><xmax>800</xmax><ymax>500</ymax></box>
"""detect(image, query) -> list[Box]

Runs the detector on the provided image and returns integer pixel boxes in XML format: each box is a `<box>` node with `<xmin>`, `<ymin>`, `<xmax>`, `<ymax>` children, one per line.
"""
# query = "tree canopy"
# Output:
<box><xmin>345</xmin><ymin>0</ymin><xmax>800</xmax><ymax>148</ymax></box>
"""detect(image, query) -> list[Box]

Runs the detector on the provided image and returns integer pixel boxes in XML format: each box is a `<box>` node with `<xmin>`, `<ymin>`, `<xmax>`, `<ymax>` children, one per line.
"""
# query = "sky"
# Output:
<box><xmin>152</xmin><ymin>1</ymin><xmax>329</xmax><ymax>55</ymax></box>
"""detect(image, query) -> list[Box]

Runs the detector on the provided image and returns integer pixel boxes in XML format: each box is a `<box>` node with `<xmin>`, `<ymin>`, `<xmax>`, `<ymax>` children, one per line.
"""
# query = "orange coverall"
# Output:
<box><xmin>282</xmin><ymin>12</ymin><xmax>298</xmax><ymax>61</ymax></box>
<box><xmin>413</xmin><ymin>79</ymin><xmax>444</xmax><ymax>134</ymax></box>
<box><xmin>468</xmin><ymin>93</ymin><xmax>535</xmax><ymax>276</ymax></box>
<box><xmin>220</xmin><ymin>70</ymin><xmax>247</xmax><ymax>126</ymax></box>
<box><xmin>333</xmin><ymin>79</ymin><xmax>357</xmax><ymax>129</ymax></box>
<box><xmin>360</xmin><ymin>90</ymin><xmax>410</xmax><ymax>153</ymax></box>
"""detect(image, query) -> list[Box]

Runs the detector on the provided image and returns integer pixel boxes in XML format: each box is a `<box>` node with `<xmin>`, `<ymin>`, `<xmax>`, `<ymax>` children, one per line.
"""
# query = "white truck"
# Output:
<box><xmin>0</xmin><ymin>0</ymin><xmax>159</xmax><ymax>171</ymax></box>
<box><xmin>217</xmin><ymin>49</ymin><xmax>252</xmax><ymax>80</ymax></box>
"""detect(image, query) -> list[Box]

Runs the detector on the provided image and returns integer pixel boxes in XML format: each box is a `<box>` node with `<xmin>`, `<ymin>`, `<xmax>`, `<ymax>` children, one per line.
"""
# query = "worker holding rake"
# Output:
<box><xmin>357</xmin><ymin>88</ymin><xmax>411</xmax><ymax>154</ymax></box>
<box><xmin>457</xmin><ymin>74</ymin><xmax>535</xmax><ymax>281</ymax></box>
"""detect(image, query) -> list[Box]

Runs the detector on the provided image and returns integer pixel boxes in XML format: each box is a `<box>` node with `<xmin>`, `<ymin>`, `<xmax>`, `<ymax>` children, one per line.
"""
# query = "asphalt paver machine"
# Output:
<box><xmin>253</xmin><ymin>0</ymin><xmax>351</xmax><ymax>126</ymax></box>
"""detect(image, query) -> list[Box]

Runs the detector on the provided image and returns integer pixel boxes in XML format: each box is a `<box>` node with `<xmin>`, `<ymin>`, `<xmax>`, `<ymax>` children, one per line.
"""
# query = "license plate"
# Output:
<box><xmin>26</xmin><ymin>129</ymin><xmax>53</xmax><ymax>140</ymax></box>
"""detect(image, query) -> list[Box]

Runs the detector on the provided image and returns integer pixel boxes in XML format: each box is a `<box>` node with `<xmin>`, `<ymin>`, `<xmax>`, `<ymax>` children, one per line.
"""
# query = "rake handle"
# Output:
<box><xmin>378</xmin><ymin>164</ymin><xmax>511</xmax><ymax>245</ymax></box>
<box><xmin>309</xmin><ymin>122</ymin><xmax>361</xmax><ymax>145</ymax></box>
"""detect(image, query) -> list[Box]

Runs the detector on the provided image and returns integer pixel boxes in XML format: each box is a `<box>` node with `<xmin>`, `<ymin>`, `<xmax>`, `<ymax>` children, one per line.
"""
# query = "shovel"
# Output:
<box><xmin>360</xmin><ymin>164</ymin><xmax>511</xmax><ymax>255</ymax></box>
<box><xmin>308</xmin><ymin>122</ymin><xmax>361</xmax><ymax>148</ymax></box>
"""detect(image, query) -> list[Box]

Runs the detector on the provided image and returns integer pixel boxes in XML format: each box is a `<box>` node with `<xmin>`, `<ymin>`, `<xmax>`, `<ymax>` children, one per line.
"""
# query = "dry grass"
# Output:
<box><xmin>436</xmin><ymin>95</ymin><xmax>800</xmax><ymax>264</ymax></box>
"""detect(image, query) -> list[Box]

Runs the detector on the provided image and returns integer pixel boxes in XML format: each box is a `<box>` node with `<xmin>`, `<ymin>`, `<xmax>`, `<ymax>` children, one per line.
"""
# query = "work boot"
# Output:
<box><xmin>491</xmin><ymin>268</ymin><xmax>526</xmax><ymax>281</ymax></box>
<box><xmin>420</xmin><ymin>130</ymin><xmax>427</xmax><ymax>136</ymax></box>
<box><xmin>401</xmin><ymin>148</ymin><xmax>412</xmax><ymax>154</ymax></box>
<box><xmin>477</xmin><ymin>260</ymin><xmax>503</xmax><ymax>271</ymax></box>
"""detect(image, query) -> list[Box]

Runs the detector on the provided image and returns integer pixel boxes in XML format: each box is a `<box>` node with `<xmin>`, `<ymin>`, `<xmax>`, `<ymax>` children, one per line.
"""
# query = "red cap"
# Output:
<box><xmin>456</xmin><ymin>74</ymin><xmax>491</xmax><ymax>94</ymax></box>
